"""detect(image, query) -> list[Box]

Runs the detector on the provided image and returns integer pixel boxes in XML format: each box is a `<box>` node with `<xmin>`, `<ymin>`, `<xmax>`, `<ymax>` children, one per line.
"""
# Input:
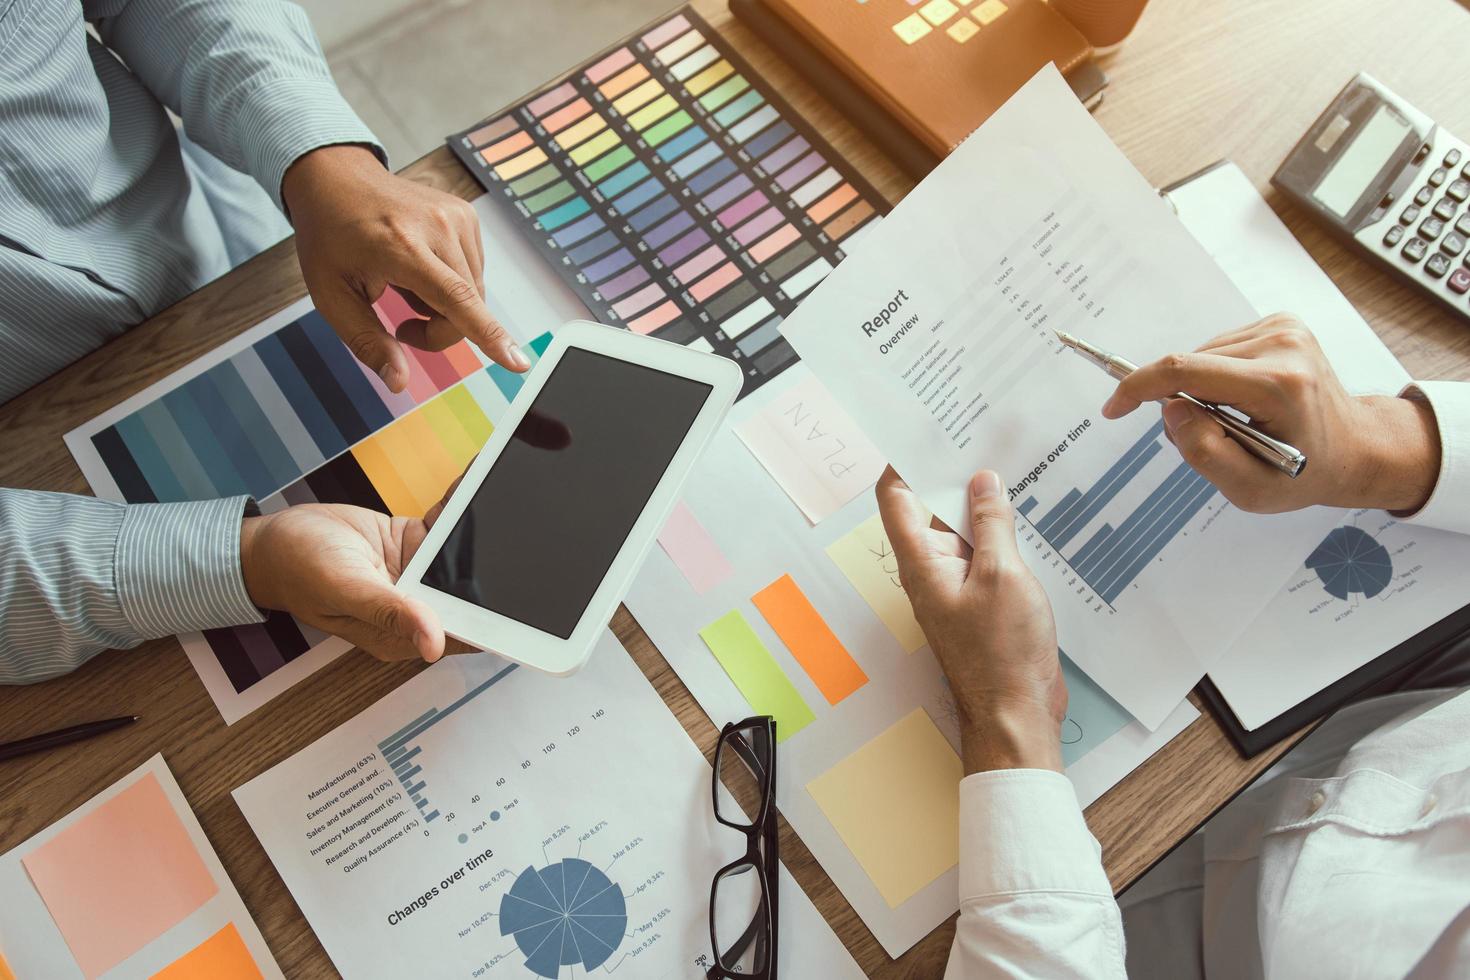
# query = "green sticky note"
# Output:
<box><xmin>699</xmin><ymin>610</ymin><xmax>816</xmax><ymax>741</ymax></box>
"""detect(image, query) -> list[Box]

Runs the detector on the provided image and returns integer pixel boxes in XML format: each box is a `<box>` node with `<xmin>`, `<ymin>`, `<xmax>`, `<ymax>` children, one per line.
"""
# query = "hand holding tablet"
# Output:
<box><xmin>397</xmin><ymin>321</ymin><xmax>742</xmax><ymax>674</ymax></box>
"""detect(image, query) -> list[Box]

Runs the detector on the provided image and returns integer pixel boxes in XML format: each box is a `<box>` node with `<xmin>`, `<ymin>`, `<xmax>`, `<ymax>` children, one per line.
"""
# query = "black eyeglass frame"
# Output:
<box><xmin>707</xmin><ymin>715</ymin><xmax>779</xmax><ymax>979</ymax></box>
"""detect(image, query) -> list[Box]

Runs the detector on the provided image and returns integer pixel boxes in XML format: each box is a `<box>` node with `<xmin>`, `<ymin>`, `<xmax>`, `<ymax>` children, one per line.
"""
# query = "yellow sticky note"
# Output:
<box><xmin>947</xmin><ymin>18</ymin><xmax>979</xmax><ymax>42</ymax></box>
<box><xmin>892</xmin><ymin>13</ymin><xmax>931</xmax><ymax>44</ymax></box>
<box><xmin>151</xmin><ymin>923</ymin><xmax>262</xmax><ymax>980</ymax></box>
<box><xmin>826</xmin><ymin>512</ymin><xmax>928</xmax><ymax>653</ymax></box>
<box><xmin>807</xmin><ymin>709</ymin><xmax>961</xmax><ymax>908</ymax></box>
<box><xmin>919</xmin><ymin>0</ymin><xmax>958</xmax><ymax>26</ymax></box>
<box><xmin>973</xmin><ymin>0</ymin><xmax>1008</xmax><ymax>25</ymax></box>
<box><xmin>700</xmin><ymin>610</ymin><xmax>816</xmax><ymax>741</ymax></box>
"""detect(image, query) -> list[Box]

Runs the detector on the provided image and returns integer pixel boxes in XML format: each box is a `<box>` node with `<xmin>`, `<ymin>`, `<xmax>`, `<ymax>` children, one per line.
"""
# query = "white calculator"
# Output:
<box><xmin>1273</xmin><ymin>73</ymin><xmax>1470</xmax><ymax>319</ymax></box>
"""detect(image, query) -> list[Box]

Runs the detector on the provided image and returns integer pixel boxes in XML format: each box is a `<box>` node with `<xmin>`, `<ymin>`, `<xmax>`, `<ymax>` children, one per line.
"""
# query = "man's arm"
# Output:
<box><xmin>876</xmin><ymin>470</ymin><xmax>1128</xmax><ymax>979</ymax></box>
<box><xmin>0</xmin><ymin>490</ymin><xmax>262</xmax><ymax>684</ymax></box>
<box><xmin>85</xmin><ymin>0</ymin><xmax>530</xmax><ymax>388</ymax></box>
<box><xmin>1398</xmin><ymin>381</ymin><xmax>1470</xmax><ymax>536</ymax></box>
<box><xmin>85</xmin><ymin>0</ymin><xmax>382</xmax><ymax>209</ymax></box>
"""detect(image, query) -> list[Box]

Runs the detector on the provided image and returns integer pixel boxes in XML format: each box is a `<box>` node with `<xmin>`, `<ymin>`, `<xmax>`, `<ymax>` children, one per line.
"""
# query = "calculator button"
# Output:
<box><xmin>1420</xmin><ymin>216</ymin><xmax>1445</xmax><ymax>239</ymax></box>
<box><xmin>1451</xmin><ymin>268</ymin><xmax>1470</xmax><ymax>295</ymax></box>
<box><xmin>1414</xmin><ymin>143</ymin><xmax>1432</xmax><ymax>165</ymax></box>
<box><xmin>1426</xmin><ymin>253</ymin><xmax>1451</xmax><ymax>278</ymax></box>
<box><xmin>1458</xmin><ymin>214</ymin><xmax>1470</xmax><ymax>238</ymax></box>
<box><xmin>1430</xmin><ymin>168</ymin><xmax>1449</xmax><ymax>187</ymax></box>
<box><xmin>1446</xmin><ymin>148</ymin><xmax>1464</xmax><ymax>168</ymax></box>
<box><xmin>1449</xmin><ymin>179</ymin><xmax>1470</xmax><ymax>202</ymax></box>
<box><xmin>1433</xmin><ymin>198</ymin><xmax>1459</xmax><ymax>222</ymax></box>
<box><xmin>1383</xmin><ymin>224</ymin><xmax>1405</xmax><ymax>247</ymax></box>
<box><xmin>1443</xmin><ymin>233</ymin><xmax>1467</xmax><ymax>256</ymax></box>
<box><xmin>1403</xmin><ymin>237</ymin><xmax>1429</xmax><ymax>261</ymax></box>
<box><xmin>1415</xmin><ymin>186</ymin><xmax>1435</xmax><ymax>206</ymax></box>
<box><xmin>1400</xmin><ymin>205</ymin><xmax>1421</xmax><ymax>225</ymax></box>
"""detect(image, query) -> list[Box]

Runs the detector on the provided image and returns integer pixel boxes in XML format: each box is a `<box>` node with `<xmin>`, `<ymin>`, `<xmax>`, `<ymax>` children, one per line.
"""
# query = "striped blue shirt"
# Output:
<box><xmin>0</xmin><ymin>0</ymin><xmax>383</xmax><ymax>683</ymax></box>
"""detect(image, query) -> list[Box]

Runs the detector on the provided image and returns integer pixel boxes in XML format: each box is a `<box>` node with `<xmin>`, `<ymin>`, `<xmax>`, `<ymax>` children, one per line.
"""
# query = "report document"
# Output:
<box><xmin>781</xmin><ymin>67</ymin><xmax>1340</xmax><ymax>728</ymax></box>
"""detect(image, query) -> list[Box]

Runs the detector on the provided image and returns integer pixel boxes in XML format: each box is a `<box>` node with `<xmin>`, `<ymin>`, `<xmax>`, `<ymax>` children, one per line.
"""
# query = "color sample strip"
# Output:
<box><xmin>752</xmin><ymin>574</ymin><xmax>867</xmax><ymax>704</ymax></box>
<box><xmin>351</xmin><ymin>381</ymin><xmax>493</xmax><ymax>516</ymax></box>
<box><xmin>806</xmin><ymin>708</ymin><xmax>961</xmax><ymax>908</ymax></box>
<box><xmin>699</xmin><ymin>610</ymin><xmax>815</xmax><ymax>741</ymax></box>
<box><xmin>90</xmin><ymin>309</ymin><xmax>478</xmax><ymax>505</ymax></box>
<box><xmin>151</xmin><ymin>923</ymin><xmax>263</xmax><ymax>980</ymax></box>
<box><xmin>449</xmin><ymin>7</ymin><xmax>889</xmax><ymax>397</ymax></box>
<box><xmin>21</xmin><ymin>771</ymin><xmax>220</xmax><ymax>979</ymax></box>
<box><xmin>658</xmin><ymin>501</ymin><xmax>734</xmax><ymax>594</ymax></box>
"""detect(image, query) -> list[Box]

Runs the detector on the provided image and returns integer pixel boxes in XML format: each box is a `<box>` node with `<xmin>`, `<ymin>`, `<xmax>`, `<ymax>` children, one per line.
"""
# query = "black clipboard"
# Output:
<box><xmin>1197</xmin><ymin>591</ymin><xmax>1470</xmax><ymax>757</ymax></box>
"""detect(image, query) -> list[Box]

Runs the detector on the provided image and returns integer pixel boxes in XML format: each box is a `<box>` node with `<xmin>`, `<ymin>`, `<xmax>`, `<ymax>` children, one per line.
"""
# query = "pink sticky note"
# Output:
<box><xmin>659</xmin><ymin>502</ymin><xmax>734</xmax><ymax>594</ymax></box>
<box><xmin>22</xmin><ymin>772</ymin><xmax>219</xmax><ymax>979</ymax></box>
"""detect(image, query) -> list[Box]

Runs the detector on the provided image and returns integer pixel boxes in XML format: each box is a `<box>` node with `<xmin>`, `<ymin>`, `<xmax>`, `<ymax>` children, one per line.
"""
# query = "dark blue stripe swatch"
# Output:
<box><xmin>254</xmin><ymin>329</ymin><xmax>345</xmax><ymax>457</ymax></box>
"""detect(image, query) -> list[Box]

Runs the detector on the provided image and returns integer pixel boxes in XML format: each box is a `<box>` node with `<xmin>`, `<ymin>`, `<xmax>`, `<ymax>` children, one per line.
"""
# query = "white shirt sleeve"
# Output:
<box><xmin>1398</xmin><ymin>381</ymin><xmax>1470</xmax><ymax>536</ymax></box>
<box><xmin>944</xmin><ymin>769</ymin><xmax>1127</xmax><ymax>980</ymax></box>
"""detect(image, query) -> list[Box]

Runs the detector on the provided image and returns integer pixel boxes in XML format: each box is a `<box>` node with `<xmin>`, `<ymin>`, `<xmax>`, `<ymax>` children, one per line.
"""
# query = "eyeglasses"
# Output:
<box><xmin>707</xmin><ymin>716</ymin><xmax>778</xmax><ymax>979</ymax></box>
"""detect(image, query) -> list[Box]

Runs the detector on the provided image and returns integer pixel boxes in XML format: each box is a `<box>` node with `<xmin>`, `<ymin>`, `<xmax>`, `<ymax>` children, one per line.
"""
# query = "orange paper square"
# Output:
<box><xmin>151</xmin><ymin>923</ymin><xmax>261</xmax><ymax>980</ymax></box>
<box><xmin>22</xmin><ymin>771</ymin><xmax>219</xmax><ymax>978</ymax></box>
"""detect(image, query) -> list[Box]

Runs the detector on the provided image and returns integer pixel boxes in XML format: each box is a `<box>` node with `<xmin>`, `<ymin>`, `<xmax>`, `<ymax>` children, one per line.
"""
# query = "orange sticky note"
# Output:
<box><xmin>753</xmin><ymin>574</ymin><xmax>868</xmax><ymax>704</ymax></box>
<box><xmin>0</xmin><ymin>945</ymin><xmax>15</xmax><ymax>980</ymax></box>
<box><xmin>22</xmin><ymin>771</ymin><xmax>219</xmax><ymax>979</ymax></box>
<box><xmin>151</xmin><ymin>923</ymin><xmax>262</xmax><ymax>980</ymax></box>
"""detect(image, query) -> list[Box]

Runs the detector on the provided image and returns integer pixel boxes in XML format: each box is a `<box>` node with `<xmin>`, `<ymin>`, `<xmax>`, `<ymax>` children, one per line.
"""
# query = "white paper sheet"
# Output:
<box><xmin>233</xmin><ymin>632</ymin><xmax>863</xmax><ymax>979</ymax></box>
<box><xmin>778</xmin><ymin>67</ymin><xmax>1341</xmax><ymax>729</ymax></box>
<box><xmin>0</xmin><ymin>755</ymin><xmax>280</xmax><ymax>979</ymax></box>
<box><xmin>626</xmin><ymin>352</ymin><xmax>1199</xmax><ymax>955</ymax></box>
<box><xmin>1170</xmin><ymin>163</ymin><xmax>1470</xmax><ymax>731</ymax></box>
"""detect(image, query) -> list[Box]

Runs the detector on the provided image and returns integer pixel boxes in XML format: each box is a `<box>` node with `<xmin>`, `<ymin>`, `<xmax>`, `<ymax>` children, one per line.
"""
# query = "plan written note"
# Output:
<box><xmin>735</xmin><ymin>370</ymin><xmax>887</xmax><ymax>524</ymax></box>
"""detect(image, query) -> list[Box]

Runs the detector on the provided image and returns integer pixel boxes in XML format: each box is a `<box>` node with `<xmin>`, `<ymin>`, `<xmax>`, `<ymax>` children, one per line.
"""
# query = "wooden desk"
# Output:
<box><xmin>3</xmin><ymin>0</ymin><xmax>1468</xmax><ymax>975</ymax></box>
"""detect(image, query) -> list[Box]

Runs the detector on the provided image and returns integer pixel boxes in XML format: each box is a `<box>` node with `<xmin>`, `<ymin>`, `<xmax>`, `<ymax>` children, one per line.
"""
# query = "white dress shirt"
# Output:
<box><xmin>945</xmin><ymin>381</ymin><xmax>1470</xmax><ymax>979</ymax></box>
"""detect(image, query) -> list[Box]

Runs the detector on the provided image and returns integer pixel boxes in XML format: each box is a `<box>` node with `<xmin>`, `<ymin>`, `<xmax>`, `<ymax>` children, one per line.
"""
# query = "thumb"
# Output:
<box><xmin>317</xmin><ymin>285</ymin><xmax>413</xmax><ymax>393</ymax></box>
<box><xmin>966</xmin><ymin>470</ymin><xmax>1020</xmax><ymax>577</ymax></box>
<box><xmin>1161</xmin><ymin>399</ymin><xmax>1268</xmax><ymax>509</ymax></box>
<box><xmin>343</xmin><ymin>582</ymin><xmax>447</xmax><ymax>663</ymax></box>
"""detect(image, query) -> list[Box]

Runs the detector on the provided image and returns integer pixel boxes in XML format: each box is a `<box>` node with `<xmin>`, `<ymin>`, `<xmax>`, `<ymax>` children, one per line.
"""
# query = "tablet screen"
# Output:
<box><xmin>421</xmin><ymin>347</ymin><xmax>713</xmax><ymax>638</ymax></box>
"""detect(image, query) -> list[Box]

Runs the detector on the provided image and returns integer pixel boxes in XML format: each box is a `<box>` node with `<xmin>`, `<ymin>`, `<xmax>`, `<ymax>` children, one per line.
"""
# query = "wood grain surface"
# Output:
<box><xmin>2</xmin><ymin>0</ymin><xmax>1468</xmax><ymax>976</ymax></box>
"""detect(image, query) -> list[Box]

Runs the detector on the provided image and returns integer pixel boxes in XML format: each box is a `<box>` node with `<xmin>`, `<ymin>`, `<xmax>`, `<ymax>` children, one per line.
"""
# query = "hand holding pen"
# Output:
<box><xmin>1065</xmin><ymin>314</ymin><xmax>1442</xmax><ymax>516</ymax></box>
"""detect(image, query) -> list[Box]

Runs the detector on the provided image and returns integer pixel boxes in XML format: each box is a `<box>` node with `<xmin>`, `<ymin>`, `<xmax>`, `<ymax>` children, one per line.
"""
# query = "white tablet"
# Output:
<box><xmin>397</xmin><ymin>320</ymin><xmax>741</xmax><ymax>674</ymax></box>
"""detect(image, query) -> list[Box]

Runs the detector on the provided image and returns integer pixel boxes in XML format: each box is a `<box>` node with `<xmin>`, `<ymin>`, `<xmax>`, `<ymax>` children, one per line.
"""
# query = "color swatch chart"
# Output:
<box><xmin>449</xmin><ymin>7</ymin><xmax>886</xmax><ymax>395</ymax></box>
<box><xmin>67</xmin><ymin>293</ymin><xmax>547</xmax><ymax>723</ymax></box>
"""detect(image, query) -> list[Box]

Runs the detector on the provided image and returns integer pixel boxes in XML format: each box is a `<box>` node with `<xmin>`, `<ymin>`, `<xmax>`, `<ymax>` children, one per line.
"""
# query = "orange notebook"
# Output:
<box><xmin>758</xmin><ymin>0</ymin><xmax>1096</xmax><ymax>156</ymax></box>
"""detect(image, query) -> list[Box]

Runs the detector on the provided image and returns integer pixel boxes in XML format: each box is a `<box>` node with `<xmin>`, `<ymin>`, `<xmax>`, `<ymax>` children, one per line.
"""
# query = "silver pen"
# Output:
<box><xmin>1055</xmin><ymin>330</ymin><xmax>1307</xmax><ymax>479</ymax></box>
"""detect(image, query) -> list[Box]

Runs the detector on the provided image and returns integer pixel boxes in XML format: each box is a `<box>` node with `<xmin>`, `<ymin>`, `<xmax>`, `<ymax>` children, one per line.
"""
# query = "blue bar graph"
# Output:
<box><xmin>1025</xmin><ymin>420</ymin><xmax>1217</xmax><ymax>605</ymax></box>
<box><xmin>375</xmin><ymin>662</ymin><xmax>520</xmax><ymax>825</ymax></box>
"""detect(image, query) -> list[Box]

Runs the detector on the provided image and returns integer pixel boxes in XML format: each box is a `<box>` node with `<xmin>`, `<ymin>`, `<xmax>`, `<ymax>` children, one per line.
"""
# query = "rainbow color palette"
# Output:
<box><xmin>450</xmin><ymin>7</ymin><xmax>886</xmax><ymax>396</ymax></box>
<box><xmin>66</xmin><ymin>292</ymin><xmax>551</xmax><ymax>722</ymax></box>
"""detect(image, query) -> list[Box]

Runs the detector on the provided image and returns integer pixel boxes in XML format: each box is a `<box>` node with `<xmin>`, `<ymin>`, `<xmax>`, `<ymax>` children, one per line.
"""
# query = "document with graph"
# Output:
<box><xmin>781</xmin><ymin>67</ymin><xmax>1340</xmax><ymax>729</ymax></box>
<box><xmin>233</xmin><ymin>631</ymin><xmax>862</xmax><ymax>979</ymax></box>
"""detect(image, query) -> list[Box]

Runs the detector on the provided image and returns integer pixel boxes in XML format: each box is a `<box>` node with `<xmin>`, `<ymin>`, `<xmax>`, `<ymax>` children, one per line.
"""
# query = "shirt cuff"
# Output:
<box><xmin>235</xmin><ymin>76</ymin><xmax>387</xmax><ymax>210</ymax></box>
<box><xmin>115</xmin><ymin>496</ymin><xmax>266</xmax><ymax>639</ymax></box>
<box><xmin>1397</xmin><ymin>381</ymin><xmax>1470</xmax><ymax>536</ymax></box>
<box><xmin>959</xmin><ymin>769</ymin><xmax>1111</xmax><ymax>900</ymax></box>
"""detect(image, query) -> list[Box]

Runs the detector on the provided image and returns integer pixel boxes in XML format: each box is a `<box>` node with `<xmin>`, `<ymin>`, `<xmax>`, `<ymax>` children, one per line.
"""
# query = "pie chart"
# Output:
<box><xmin>1306</xmin><ymin>526</ymin><xmax>1393</xmax><ymax>600</ymax></box>
<box><xmin>499</xmin><ymin>857</ymin><xmax>627</xmax><ymax>978</ymax></box>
